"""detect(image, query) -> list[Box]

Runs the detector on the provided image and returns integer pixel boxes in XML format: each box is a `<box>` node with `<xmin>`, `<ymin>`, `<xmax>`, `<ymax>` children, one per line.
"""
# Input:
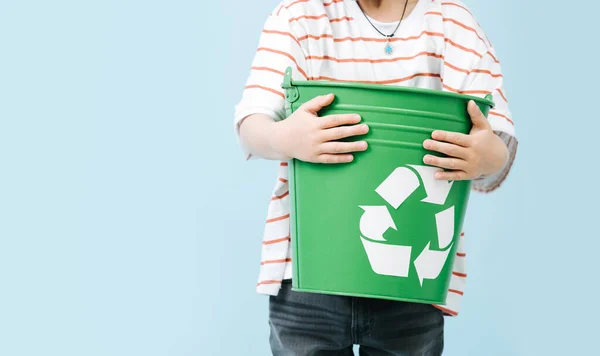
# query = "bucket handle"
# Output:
<box><xmin>484</xmin><ymin>93</ymin><xmax>494</xmax><ymax>107</ymax></box>
<box><xmin>282</xmin><ymin>66</ymin><xmax>300</xmax><ymax>104</ymax></box>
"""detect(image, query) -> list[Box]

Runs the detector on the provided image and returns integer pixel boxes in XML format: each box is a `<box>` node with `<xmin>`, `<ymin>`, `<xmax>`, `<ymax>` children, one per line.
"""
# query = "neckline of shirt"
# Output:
<box><xmin>345</xmin><ymin>0</ymin><xmax>427</xmax><ymax>34</ymax></box>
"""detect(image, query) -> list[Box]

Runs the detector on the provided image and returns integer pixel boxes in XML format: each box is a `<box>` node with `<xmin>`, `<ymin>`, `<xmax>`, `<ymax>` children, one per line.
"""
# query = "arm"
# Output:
<box><xmin>425</xmin><ymin>5</ymin><xmax>517</xmax><ymax>190</ymax></box>
<box><xmin>239</xmin><ymin>95</ymin><xmax>369</xmax><ymax>163</ymax></box>
<box><xmin>238</xmin><ymin>113</ymin><xmax>288</xmax><ymax>161</ymax></box>
<box><xmin>234</xmin><ymin>7</ymin><xmax>367</xmax><ymax>164</ymax></box>
<box><xmin>233</xmin><ymin>6</ymin><xmax>308</xmax><ymax>161</ymax></box>
<box><xmin>465</xmin><ymin>48</ymin><xmax>518</xmax><ymax>192</ymax></box>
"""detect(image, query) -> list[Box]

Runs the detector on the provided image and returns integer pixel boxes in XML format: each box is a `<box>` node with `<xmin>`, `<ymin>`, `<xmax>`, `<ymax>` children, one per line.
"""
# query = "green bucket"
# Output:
<box><xmin>281</xmin><ymin>67</ymin><xmax>494</xmax><ymax>305</ymax></box>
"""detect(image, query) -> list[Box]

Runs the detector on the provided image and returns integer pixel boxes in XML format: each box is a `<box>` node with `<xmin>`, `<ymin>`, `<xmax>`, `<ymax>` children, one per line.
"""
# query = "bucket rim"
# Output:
<box><xmin>281</xmin><ymin>67</ymin><xmax>495</xmax><ymax>107</ymax></box>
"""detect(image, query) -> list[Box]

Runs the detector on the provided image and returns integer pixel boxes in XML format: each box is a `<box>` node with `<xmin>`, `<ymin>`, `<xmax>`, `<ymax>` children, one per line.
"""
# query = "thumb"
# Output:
<box><xmin>300</xmin><ymin>93</ymin><xmax>335</xmax><ymax>114</ymax></box>
<box><xmin>468</xmin><ymin>100</ymin><xmax>491</xmax><ymax>130</ymax></box>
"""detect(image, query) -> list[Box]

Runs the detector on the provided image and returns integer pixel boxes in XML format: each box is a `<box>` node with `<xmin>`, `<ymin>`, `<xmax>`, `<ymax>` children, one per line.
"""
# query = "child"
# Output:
<box><xmin>234</xmin><ymin>0</ymin><xmax>518</xmax><ymax>354</ymax></box>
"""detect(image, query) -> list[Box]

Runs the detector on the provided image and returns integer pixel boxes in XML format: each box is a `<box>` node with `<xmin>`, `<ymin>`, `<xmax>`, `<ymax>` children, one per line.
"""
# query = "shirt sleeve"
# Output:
<box><xmin>233</xmin><ymin>5</ymin><xmax>309</xmax><ymax>160</ymax></box>
<box><xmin>439</xmin><ymin>1</ymin><xmax>518</xmax><ymax>193</ymax></box>
<box><xmin>462</xmin><ymin>48</ymin><xmax>518</xmax><ymax>192</ymax></box>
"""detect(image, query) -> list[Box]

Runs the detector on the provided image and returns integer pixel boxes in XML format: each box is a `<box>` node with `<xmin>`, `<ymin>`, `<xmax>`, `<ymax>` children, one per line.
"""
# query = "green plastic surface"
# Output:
<box><xmin>282</xmin><ymin>67</ymin><xmax>494</xmax><ymax>305</ymax></box>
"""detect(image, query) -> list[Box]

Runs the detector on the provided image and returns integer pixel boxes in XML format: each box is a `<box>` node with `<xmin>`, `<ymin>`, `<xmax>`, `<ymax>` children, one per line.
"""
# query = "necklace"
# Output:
<box><xmin>356</xmin><ymin>0</ymin><xmax>410</xmax><ymax>55</ymax></box>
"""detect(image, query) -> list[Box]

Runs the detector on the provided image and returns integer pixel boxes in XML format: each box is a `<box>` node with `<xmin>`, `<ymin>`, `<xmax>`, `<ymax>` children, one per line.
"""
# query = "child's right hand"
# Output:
<box><xmin>270</xmin><ymin>94</ymin><xmax>369</xmax><ymax>163</ymax></box>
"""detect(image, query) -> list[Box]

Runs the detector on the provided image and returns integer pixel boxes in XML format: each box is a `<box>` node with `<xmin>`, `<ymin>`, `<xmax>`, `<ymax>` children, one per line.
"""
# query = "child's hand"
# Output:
<box><xmin>270</xmin><ymin>93</ymin><xmax>369</xmax><ymax>163</ymax></box>
<box><xmin>422</xmin><ymin>100</ymin><xmax>508</xmax><ymax>180</ymax></box>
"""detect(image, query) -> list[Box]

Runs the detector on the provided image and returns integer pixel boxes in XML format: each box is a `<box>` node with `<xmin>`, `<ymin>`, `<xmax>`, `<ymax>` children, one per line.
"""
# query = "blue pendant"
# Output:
<box><xmin>384</xmin><ymin>43</ymin><xmax>393</xmax><ymax>55</ymax></box>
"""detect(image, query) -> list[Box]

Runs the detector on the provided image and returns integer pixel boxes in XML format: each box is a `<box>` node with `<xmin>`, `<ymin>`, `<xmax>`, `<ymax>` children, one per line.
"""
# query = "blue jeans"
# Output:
<box><xmin>269</xmin><ymin>280</ymin><xmax>444</xmax><ymax>356</ymax></box>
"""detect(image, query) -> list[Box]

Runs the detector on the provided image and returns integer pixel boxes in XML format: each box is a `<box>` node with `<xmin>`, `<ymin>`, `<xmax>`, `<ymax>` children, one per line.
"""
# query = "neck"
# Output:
<box><xmin>356</xmin><ymin>0</ymin><xmax>419</xmax><ymax>22</ymax></box>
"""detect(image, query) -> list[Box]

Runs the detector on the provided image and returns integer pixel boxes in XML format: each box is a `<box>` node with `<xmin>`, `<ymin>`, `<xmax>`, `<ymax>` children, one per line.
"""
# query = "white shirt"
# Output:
<box><xmin>234</xmin><ymin>0</ymin><xmax>518</xmax><ymax>316</ymax></box>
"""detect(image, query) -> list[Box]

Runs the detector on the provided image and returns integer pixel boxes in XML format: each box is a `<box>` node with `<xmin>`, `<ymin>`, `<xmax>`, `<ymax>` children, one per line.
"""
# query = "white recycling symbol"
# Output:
<box><xmin>359</xmin><ymin>165</ymin><xmax>455</xmax><ymax>286</ymax></box>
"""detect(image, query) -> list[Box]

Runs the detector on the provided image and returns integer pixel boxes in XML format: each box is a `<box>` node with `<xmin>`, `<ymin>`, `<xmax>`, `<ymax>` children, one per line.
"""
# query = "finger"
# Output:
<box><xmin>319</xmin><ymin>141</ymin><xmax>368</xmax><ymax>154</ymax></box>
<box><xmin>320</xmin><ymin>113</ymin><xmax>363</xmax><ymax>129</ymax></box>
<box><xmin>467</xmin><ymin>100</ymin><xmax>492</xmax><ymax>130</ymax></box>
<box><xmin>321</xmin><ymin>123</ymin><xmax>369</xmax><ymax>140</ymax></box>
<box><xmin>435</xmin><ymin>170</ymin><xmax>470</xmax><ymax>181</ymax></box>
<box><xmin>423</xmin><ymin>139</ymin><xmax>469</xmax><ymax>159</ymax></box>
<box><xmin>423</xmin><ymin>154</ymin><xmax>468</xmax><ymax>171</ymax></box>
<box><xmin>431</xmin><ymin>130</ymin><xmax>471</xmax><ymax>147</ymax></box>
<box><xmin>317</xmin><ymin>154</ymin><xmax>354</xmax><ymax>164</ymax></box>
<box><xmin>300</xmin><ymin>93</ymin><xmax>335</xmax><ymax>114</ymax></box>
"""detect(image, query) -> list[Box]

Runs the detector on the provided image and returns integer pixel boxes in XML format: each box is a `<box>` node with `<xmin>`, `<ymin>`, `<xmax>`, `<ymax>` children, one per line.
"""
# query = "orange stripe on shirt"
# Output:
<box><xmin>289</xmin><ymin>14</ymin><xmax>327</xmax><ymax>22</ymax></box>
<box><xmin>298</xmin><ymin>33</ymin><xmax>334</xmax><ymax>41</ymax></box>
<box><xmin>336</xmin><ymin>30</ymin><xmax>444</xmax><ymax>43</ymax></box>
<box><xmin>461</xmin><ymin>89</ymin><xmax>491</xmax><ymax>95</ymax></box>
<box><xmin>452</xmin><ymin>272</ymin><xmax>467</xmax><ymax>278</ymax></box>
<box><xmin>487</xmin><ymin>51</ymin><xmax>500</xmax><ymax>64</ymax></box>
<box><xmin>261</xmin><ymin>258</ymin><xmax>293</xmax><ymax>265</ymax></box>
<box><xmin>251</xmin><ymin>66</ymin><xmax>285</xmax><ymax>76</ymax></box>
<box><xmin>260</xmin><ymin>258</ymin><xmax>292</xmax><ymax>266</ymax></box>
<box><xmin>263</xmin><ymin>236</ymin><xmax>291</xmax><ymax>245</ymax></box>
<box><xmin>266</xmin><ymin>214</ymin><xmax>290</xmax><ymax>223</ymax></box>
<box><xmin>306</xmin><ymin>51</ymin><xmax>443</xmax><ymax>63</ymax></box>
<box><xmin>310</xmin><ymin>73</ymin><xmax>441</xmax><ymax>85</ymax></box>
<box><xmin>457</xmin><ymin>252</ymin><xmax>466</xmax><ymax>257</ymax></box>
<box><xmin>444</xmin><ymin>61</ymin><xmax>470</xmax><ymax>74</ymax></box>
<box><xmin>443</xmin><ymin>84</ymin><xmax>460</xmax><ymax>93</ymax></box>
<box><xmin>256</xmin><ymin>47</ymin><xmax>308</xmax><ymax>78</ymax></box>
<box><xmin>271</xmin><ymin>191</ymin><xmax>290</xmax><ymax>200</ymax></box>
<box><xmin>280</xmin><ymin>162</ymin><xmax>288</xmax><ymax>167</ymax></box>
<box><xmin>298</xmin><ymin>30</ymin><xmax>444</xmax><ymax>43</ymax></box>
<box><xmin>257</xmin><ymin>280</ymin><xmax>282</xmax><ymax>286</ymax></box>
<box><xmin>489</xmin><ymin>111</ymin><xmax>514</xmax><ymax>125</ymax></box>
<box><xmin>286</xmin><ymin>0</ymin><xmax>343</xmax><ymax>8</ymax></box>
<box><xmin>285</xmin><ymin>0</ymin><xmax>309</xmax><ymax>8</ymax></box>
<box><xmin>497</xmin><ymin>88</ymin><xmax>508</xmax><ymax>102</ymax></box>
<box><xmin>289</xmin><ymin>14</ymin><xmax>353</xmax><ymax>23</ymax></box>
<box><xmin>262</xmin><ymin>29</ymin><xmax>302</xmax><ymax>47</ymax></box>
<box><xmin>245</xmin><ymin>85</ymin><xmax>285</xmax><ymax>99</ymax></box>
<box><xmin>449</xmin><ymin>289</ymin><xmax>464</xmax><ymax>296</ymax></box>
<box><xmin>442</xmin><ymin>1</ymin><xmax>474</xmax><ymax>16</ymax></box>
<box><xmin>330</xmin><ymin>16</ymin><xmax>354</xmax><ymax>23</ymax></box>
<box><xmin>279</xmin><ymin>177</ymin><xmax>288</xmax><ymax>183</ymax></box>
<box><xmin>389</xmin><ymin>30</ymin><xmax>444</xmax><ymax>42</ymax></box>
<box><xmin>471</xmin><ymin>68</ymin><xmax>503</xmax><ymax>78</ymax></box>
<box><xmin>444</xmin><ymin>38</ymin><xmax>483</xmax><ymax>58</ymax></box>
<box><xmin>443</xmin><ymin>18</ymin><xmax>487</xmax><ymax>44</ymax></box>
<box><xmin>433</xmin><ymin>304</ymin><xmax>459</xmax><ymax>316</ymax></box>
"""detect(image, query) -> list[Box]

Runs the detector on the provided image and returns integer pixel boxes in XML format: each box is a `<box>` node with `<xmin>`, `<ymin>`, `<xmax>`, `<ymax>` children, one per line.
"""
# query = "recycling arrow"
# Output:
<box><xmin>408</xmin><ymin>165</ymin><xmax>454</xmax><ymax>206</ymax></box>
<box><xmin>375</xmin><ymin>167</ymin><xmax>420</xmax><ymax>209</ymax></box>
<box><xmin>414</xmin><ymin>206</ymin><xmax>455</xmax><ymax>285</ymax></box>
<box><xmin>358</xmin><ymin>165</ymin><xmax>457</xmax><ymax>286</ymax></box>
<box><xmin>360</xmin><ymin>235</ymin><xmax>412</xmax><ymax>277</ymax></box>
<box><xmin>359</xmin><ymin>206</ymin><xmax>397</xmax><ymax>241</ymax></box>
<box><xmin>414</xmin><ymin>242</ymin><xmax>453</xmax><ymax>286</ymax></box>
<box><xmin>434</xmin><ymin>206</ymin><xmax>454</xmax><ymax>250</ymax></box>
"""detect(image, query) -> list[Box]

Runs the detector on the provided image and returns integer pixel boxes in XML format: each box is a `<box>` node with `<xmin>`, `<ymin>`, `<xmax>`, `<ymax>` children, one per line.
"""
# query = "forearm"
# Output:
<box><xmin>238</xmin><ymin>114</ymin><xmax>289</xmax><ymax>161</ymax></box>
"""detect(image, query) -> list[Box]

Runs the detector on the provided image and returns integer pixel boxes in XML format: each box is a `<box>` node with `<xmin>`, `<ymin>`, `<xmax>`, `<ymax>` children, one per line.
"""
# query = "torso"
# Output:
<box><xmin>288</xmin><ymin>0</ymin><xmax>445</xmax><ymax>89</ymax></box>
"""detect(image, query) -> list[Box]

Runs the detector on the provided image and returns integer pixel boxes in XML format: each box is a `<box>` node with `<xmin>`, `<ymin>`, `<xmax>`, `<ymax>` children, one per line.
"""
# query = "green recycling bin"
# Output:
<box><xmin>281</xmin><ymin>67</ymin><xmax>494</xmax><ymax>305</ymax></box>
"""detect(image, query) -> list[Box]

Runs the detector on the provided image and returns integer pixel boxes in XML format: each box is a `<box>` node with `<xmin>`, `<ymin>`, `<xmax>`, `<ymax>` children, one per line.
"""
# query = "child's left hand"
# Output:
<box><xmin>422</xmin><ymin>100</ymin><xmax>508</xmax><ymax>181</ymax></box>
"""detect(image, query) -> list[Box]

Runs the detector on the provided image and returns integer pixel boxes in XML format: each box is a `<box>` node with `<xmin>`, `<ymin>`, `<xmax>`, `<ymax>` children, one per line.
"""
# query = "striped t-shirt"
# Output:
<box><xmin>234</xmin><ymin>0</ymin><xmax>518</xmax><ymax>316</ymax></box>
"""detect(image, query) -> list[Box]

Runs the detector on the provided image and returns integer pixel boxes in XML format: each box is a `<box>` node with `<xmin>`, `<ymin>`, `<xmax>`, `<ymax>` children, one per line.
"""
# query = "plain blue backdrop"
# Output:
<box><xmin>0</xmin><ymin>0</ymin><xmax>598</xmax><ymax>355</ymax></box>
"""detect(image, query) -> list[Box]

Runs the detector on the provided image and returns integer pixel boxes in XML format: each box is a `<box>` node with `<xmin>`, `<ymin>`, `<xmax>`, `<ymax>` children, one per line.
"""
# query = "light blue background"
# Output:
<box><xmin>0</xmin><ymin>0</ymin><xmax>597</xmax><ymax>355</ymax></box>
